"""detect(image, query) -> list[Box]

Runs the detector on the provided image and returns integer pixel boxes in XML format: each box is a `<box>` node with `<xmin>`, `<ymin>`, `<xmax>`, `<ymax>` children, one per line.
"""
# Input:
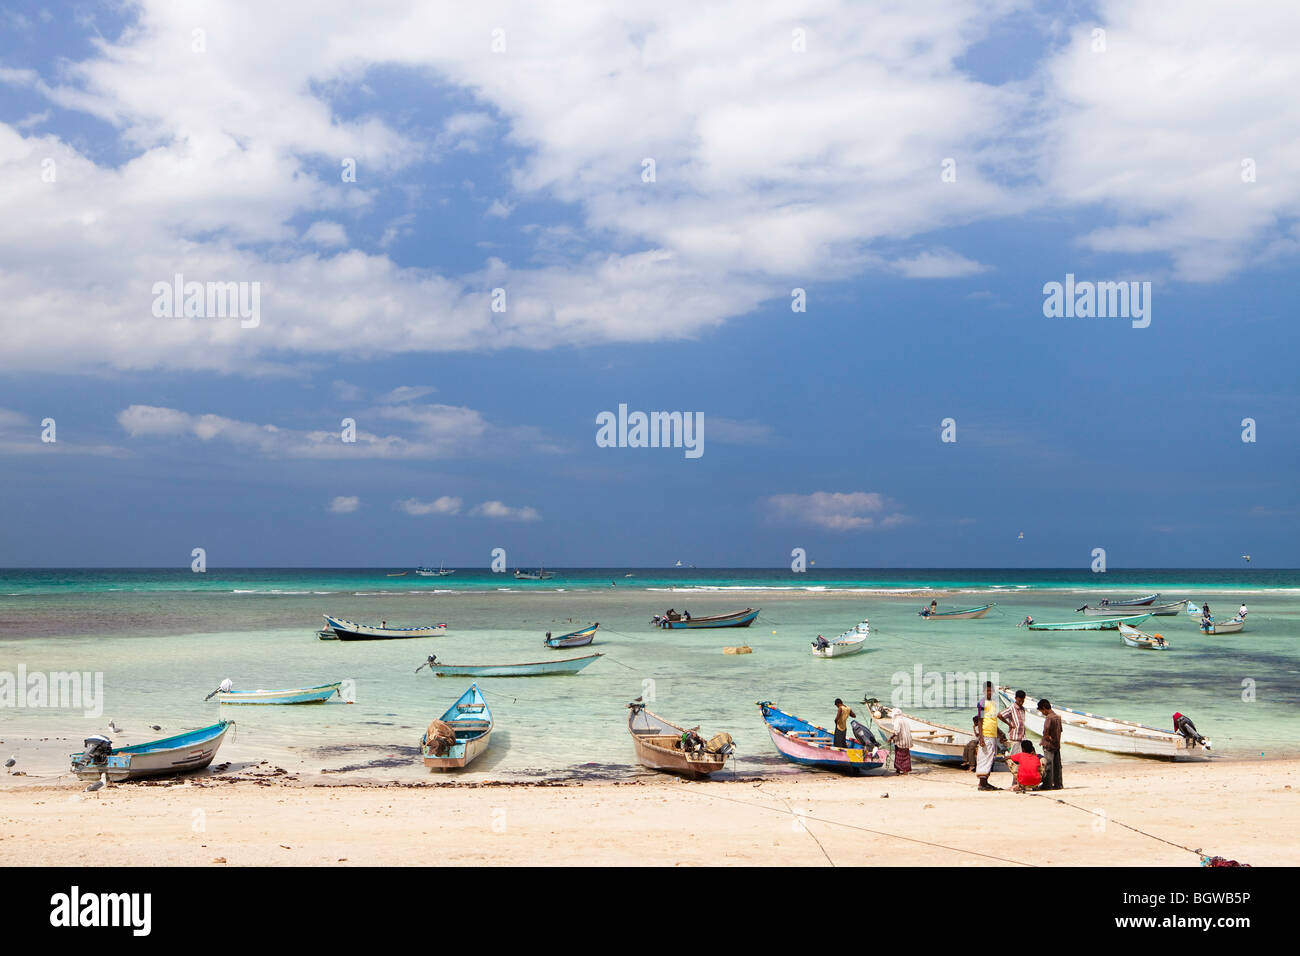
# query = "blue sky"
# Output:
<box><xmin>0</xmin><ymin>1</ymin><xmax>1296</xmax><ymax>567</ymax></box>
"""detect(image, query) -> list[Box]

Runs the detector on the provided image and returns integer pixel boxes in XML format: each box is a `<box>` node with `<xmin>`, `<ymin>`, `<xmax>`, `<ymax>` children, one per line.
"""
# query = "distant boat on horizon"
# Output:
<box><xmin>415</xmin><ymin>563</ymin><xmax>456</xmax><ymax>576</ymax></box>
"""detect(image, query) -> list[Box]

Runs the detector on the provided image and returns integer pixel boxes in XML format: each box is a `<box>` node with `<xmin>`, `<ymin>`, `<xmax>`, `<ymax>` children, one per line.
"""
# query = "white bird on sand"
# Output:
<box><xmin>85</xmin><ymin>773</ymin><xmax>107</xmax><ymax>793</ymax></box>
<box><xmin>108</xmin><ymin>719</ymin><xmax>123</xmax><ymax>734</ymax></box>
<box><xmin>4</xmin><ymin>756</ymin><xmax>14</xmax><ymax>773</ymax></box>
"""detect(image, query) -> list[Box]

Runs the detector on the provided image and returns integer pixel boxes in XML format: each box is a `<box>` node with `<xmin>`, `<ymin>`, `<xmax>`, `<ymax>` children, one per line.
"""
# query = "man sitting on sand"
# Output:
<box><xmin>1007</xmin><ymin>740</ymin><xmax>1042</xmax><ymax>792</ymax></box>
<box><xmin>961</xmin><ymin>716</ymin><xmax>981</xmax><ymax>770</ymax></box>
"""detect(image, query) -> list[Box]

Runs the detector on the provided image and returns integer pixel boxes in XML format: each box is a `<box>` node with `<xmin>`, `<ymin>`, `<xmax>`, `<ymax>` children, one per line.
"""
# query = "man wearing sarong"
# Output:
<box><xmin>975</xmin><ymin>681</ymin><xmax>1000</xmax><ymax>791</ymax></box>
<box><xmin>832</xmin><ymin>698</ymin><xmax>855</xmax><ymax>748</ymax></box>
<box><xmin>1037</xmin><ymin>699</ymin><xmax>1063</xmax><ymax>791</ymax></box>
<box><xmin>887</xmin><ymin>709</ymin><xmax>912</xmax><ymax>774</ymax></box>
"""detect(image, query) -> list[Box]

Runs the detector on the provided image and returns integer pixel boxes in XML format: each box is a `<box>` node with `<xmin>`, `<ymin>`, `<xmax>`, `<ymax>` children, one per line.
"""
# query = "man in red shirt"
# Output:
<box><xmin>1006</xmin><ymin>740</ymin><xmax>1042</xmax><ymax>791</ymax></box>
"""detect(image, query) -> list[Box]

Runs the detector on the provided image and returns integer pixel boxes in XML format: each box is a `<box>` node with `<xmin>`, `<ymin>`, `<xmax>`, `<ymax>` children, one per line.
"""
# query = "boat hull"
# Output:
<box><xmin>422</xmin><ymin>683</ymin><xmax>492</xmax><ymax>771</ymax></box>
<box><xmin>758</xmin><ymin>703</ymin><xmax>883</xmax><ymax>775</ymax></box>
<box><xmin>325</xmin><ymin>615</ymin><xmax>447</xmax><ymax>640</ymax></box>
<box><xmin>920</xmin><ymin>604</ymin><xmax>994</xmax><ymax>620</ymax></box>
<box><xmin>216</xmin><ymin>682</ymin><xmax>342</xmax><ymax>704</ymax></box>
<box><xmin>71</xmin><ymin>721</ymin><xmax>233</xmax><ymax>781</ymax></box>
<box><xmin>866</xmin><ymin>703</ymin><xmax>1002</xmax><ymax>765</ymax></box>
<box><xmin>811</xmin><ymin>636</ymin><xmax>867</xmax><ymax>658</ymax></box>
<box><xmin>544</xmin><ymin>623</ymin><xmax>598</xmax><ymax>648</ymax></box>
<box><xmin>428</xmin><ymin>653</ymin><xmax>602</xmax><ymax>677</ymax></box>
<box><xmin>1082</xmin><ymin>600</ymin><xmax>1183</xmax><ymax>616</ymax></box>
<box><xmin>662</xmin><ymin>608</ymin><xmax>759</xmax><ymax>629</ymax></box>
<box><xmin>628</xmin><ymin>705</ymin><xmax>729</xmax><ymax>778</ymax></box>
<box><xmin>1201</xmin><ymin>620</ymin><xmax>1244</xmax><ymax>634</ymax></box>
<box><xmin>1027</xmin><ymin>613</ymin><xmax>1152</xmax><ymax>631</ymax></box>
<box><xmin>997</xmin><ymin>688</ymin><xmax>1206</xmax><ymax>759</ymax></box>
<box><xmin>1118</xmin><ymin>623</ymin><xmax>1170</xmax><ymax>650</ymax></box>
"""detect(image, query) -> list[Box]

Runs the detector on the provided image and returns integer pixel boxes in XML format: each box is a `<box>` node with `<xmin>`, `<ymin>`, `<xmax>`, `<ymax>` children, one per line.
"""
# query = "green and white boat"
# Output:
<box><xmin>1026</xmin><ymin>613</ymin><xmax>1152</xmax><ymax>631</ymax></box>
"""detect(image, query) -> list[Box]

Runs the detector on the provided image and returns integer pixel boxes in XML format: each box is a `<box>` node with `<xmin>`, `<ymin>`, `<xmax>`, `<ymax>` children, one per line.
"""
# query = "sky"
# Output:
<box><xmin>0</xmin><ymin>0</ymin><xmax>1296</xmax><ymax>568</ymax></box>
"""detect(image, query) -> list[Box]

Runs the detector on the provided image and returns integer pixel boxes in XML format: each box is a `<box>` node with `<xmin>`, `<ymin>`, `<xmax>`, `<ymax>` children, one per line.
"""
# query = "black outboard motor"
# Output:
<box><xmin>1173</xmin><ymin>712</ymin><xmax>1211</xmax><ymax>749</ymax></box>
<box><xmin>851</xmin><ymin>720</ymin><xmax>878</xmax><ymax>748</ymax></box>
<box><xmin>812</xmin><ymin>635</ymin><xmax>830</xmax><ymax>651</ymax></box>
<box><xmin>76</xmin><ymin>734</ymin><xmax>113</xmax><ymax>770</ymax></box>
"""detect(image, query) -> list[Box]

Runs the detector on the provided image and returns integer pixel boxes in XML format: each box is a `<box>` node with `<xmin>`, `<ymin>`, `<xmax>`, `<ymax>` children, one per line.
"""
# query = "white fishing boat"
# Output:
<box><xmin>323</xmin><ymin>615</ymin><xmax>447</xmax><ymax>640</ymax></box>
<box><xmin>864</xmin><ymin>699</ymin><xmax>1002</xmax><ymax>765</ymax></box>
<box><xmin>1200</xmin><ymin>618</ymin><xmax>1244</xmax><ymax>634</ymax></box>
<box><xmin>1079</xmin><ymin>600</ymin><xmax>1184</xmax><ymax>616</ymax></box>
<box><xmin>811</xmin><ymin>621</ymin><xmax>869</xmax><ymax>658</ymax></box>
<box><xmin>1118</xmin><ymin>623</ymin><xmax>1170</xmax><ymax>650</ymax></box>
<box><xmin>996</xmin><ymin>687</ymin><xmax>1209</xmax><ymax>759</ymax></box>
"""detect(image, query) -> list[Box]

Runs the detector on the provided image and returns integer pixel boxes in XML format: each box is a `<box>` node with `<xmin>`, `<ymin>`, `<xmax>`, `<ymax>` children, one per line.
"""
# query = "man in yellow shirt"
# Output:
<box><xmin>833</xmin><ymin>698</ymin><xmax>855</xmax><ymax>748</ymax></box>
<box><xmin>975</xmin><ymin>681</ymin><xmax>1001</xmax><ymax>791</ymax></box>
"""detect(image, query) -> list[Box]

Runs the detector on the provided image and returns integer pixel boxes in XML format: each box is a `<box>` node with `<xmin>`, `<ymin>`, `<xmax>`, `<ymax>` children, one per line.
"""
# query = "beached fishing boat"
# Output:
<box><xmin>417</xmin><ymin>652</ymin><xmax>603</xmax><ymax>677</ymax></box>
<box><xmin>863</xmin><ymin>699</ymin><xmax>1001</xmax><ymax>765</ymax></box>
<box><xmin>651</xmin><ymin>607</ymin><xmax>760</xmax><ymax>629</ymax></box>
<box><xmin>421</xmin><ymin>683</ymin><xmax>492</xmax><ymax>771</ymax></box>
<box><xmin>627</xmin><ymin>702</ymin><xmax>734</xmax><ymax>778</ymax></box>
<box><xmin>1118</xmin><ymin>623</ymin><xmax>1171</xmax><ymax>650</ymax></box>
<box><xmin>1200</xmin><ymin>618</ymin><xmax>1244</xmax><ymax>634</ymax></box>
<box><xmin>918</xmin><ymin>603</ymin><xmax>995</xmax><ymax>620</ymax></box>
<box><xmin>1079</xmin><ymin>600</ymin><xmax>1183</xmax><ymax>616</ymax></box>
<box><xmin>996</xmin><ymin>687</ymin><xmax>1208</xmax><ymax>758</ymax></box>
<box><xmin>70</xmin><ymin>721</ymin><xmax>233</xmax><ymax>782</ymax></box>
<box><xmin>811</xmin><ymin>622</ymin><xmax>869</xmax><ymax>658</ymax></box>
<box><xmin>544</xmin><ymin>623</ymin><xmax>599</xmax><ymax>648</ymax></box>
<box><xmin>1026</xmin><ymin>613</ymin><xmax>1152</xmax><ymax>631</ymax></box>
<box><xmin>213</xmin><ymin>681</ymin><xmax>344</xmax><ymax>704</ymax></box>
<box><xmin>323</xmin><ymin>615</ymin><xmax>447</xmax><ymax>640</ymax></box>
<box><xmin>757</xmin><ymin>702</ymin><xmax>884</xmax><ymax>774</ymax></box>
<box><xmin>1099</xmin><ymin>593</ymin><xmax>1159</xmax><ymax>607</ymax></box>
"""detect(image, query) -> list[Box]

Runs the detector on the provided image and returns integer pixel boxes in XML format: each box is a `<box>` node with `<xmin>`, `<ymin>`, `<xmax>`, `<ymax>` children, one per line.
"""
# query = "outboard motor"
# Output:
<box><xmin>851</xmin><ymin>720</ymin><xmax>878</xmax><ymax>748</ymax></box>
<box><xmin>812</xmin><ymin>635</ymin><xmax>830</xmax><ymax>651</ymax></box>
<box><xmin>1173</xmin><ymin>711</ymin><xmax>1210</xmax><ymax>749</ymax></box>
<box><xmin>75</xmin><ymin>734</ymin><xmax>113</xmax><ymax>770</ymax></box>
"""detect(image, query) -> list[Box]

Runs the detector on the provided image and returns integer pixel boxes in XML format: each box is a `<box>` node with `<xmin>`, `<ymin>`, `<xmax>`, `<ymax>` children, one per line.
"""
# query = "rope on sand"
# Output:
<box><xmin>677</xmin><ymin>785</ymin><xmax>1034</xmax><ymax>867</ymax></box>
<box><xmin>1030</xmin><ymin>792</ymin><xmax>1224</xmax><ymax>862</ymax></box>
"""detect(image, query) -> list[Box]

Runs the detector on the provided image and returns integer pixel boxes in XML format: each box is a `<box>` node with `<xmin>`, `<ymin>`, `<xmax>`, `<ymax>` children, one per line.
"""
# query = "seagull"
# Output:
<box><xmin>1241</xmin><ymin>554</ymin><xmax>1251</xmax><ymax>563</ymax></box>
<box><xmin>85</xmin><ymin>773</ymin><xmax>106</xmax><ymax>793</ymax></box>
<box><xmin>4</xmin><ymin>756</ymin><xmax>14</xmax><ymax>773</ymax></box>
<box><xmin>108</xmin><ymin>719</ymin><xmax>123</xmax><ymax>734</ymax></box>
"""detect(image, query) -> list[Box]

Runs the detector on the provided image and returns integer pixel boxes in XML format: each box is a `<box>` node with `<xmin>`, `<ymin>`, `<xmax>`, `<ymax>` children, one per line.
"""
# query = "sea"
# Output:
<box><xmin>2</xmin><ymin>568</ymin><xmax>1297</xmax><ymax>782</ymax></box>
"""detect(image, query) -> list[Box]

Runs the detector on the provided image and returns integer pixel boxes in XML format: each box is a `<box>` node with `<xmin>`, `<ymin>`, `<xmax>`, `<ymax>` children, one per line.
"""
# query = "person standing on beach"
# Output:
<box><xmin>833</xmin><ymin>698</ymin><xmax>855</xmax><ymax>748</ymax></box>
<box><xmin>961</xmin><ymin>716</ymin><xmax>980</xmax><ymax>770</ymax></box>
<box><xmin>975</xmin><ymin>682</ymin><xmax>1000</xmax><ymax>791</ymax></box>
<box><xmin>887</xmin><ymin>713</ymin><xmax>912</xmax><ymax>774</ymax></box>
<box><xmin>1037</xmin><ymin>699</ymin><xmax>1063</xmax><ymax>791</ymax></box>
<box><xmin>999</xmin><ymin>689</ymin><xmax>1027</xmax><ymax>779</ymax></box>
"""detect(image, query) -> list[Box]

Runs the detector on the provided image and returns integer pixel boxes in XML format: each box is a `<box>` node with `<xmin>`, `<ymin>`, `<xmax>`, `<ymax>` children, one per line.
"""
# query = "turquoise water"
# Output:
<box><xmin>2</xmin><ymin>569</ymin><xmax>1297</xmax><ymax>780</ymax></box>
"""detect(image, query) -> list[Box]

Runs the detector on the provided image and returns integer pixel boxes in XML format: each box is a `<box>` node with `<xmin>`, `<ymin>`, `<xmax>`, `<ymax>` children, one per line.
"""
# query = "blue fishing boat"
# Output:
<box><xmin>544</xmin><ymin>623</ymin><xmax>598</xmax><ymax>647</ymax></box>
<box><xmin>651</xmin><ymin>607</ymin><xmax>759</xmax><ymax>629</ymax></box>
<box><xmin>70</xmin><ymin>721</ymin><xmax>233</xmax><ymax>782</ymax></box>
<box><xmin>416</xmin><ymin>653</ymin><xmax>603</xmax><ymax>677</ymax></box>
<box><xmin>422</xmin><ymin>683</ymin><xmax>493</xmax><ymax>770</ymax></box>
<box><xmin>212</xmin><ymin>681</ymin><xmax>344</xmax><ymax>704</ymax></box>
<box><xmin>757</xmin><ymin>702</ymin><xmax>883</xmax><ymax>775</ymax></box>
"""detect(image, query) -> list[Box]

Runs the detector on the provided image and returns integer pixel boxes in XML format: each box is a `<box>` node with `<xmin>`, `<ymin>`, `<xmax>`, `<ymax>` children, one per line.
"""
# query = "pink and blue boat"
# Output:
<box><xmin>757</xmin><ymin>701</ymin><xmax>884</xmax><ymax>775</ymax></box>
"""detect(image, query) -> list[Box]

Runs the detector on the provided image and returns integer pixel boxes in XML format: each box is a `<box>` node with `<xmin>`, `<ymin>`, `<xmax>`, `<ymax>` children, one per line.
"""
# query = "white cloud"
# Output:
<box><xmin>303</xmin><ymin>220</ymin><xmax>348</xmax><ymax>246</ymax></box>
<box><xmin>1</xmin><ymin>1</ymin><xmax>1292</xmax><ymax>376</ymax></box>
<box><xmin>398</xmin><ymin>496</ymin><xmax>463</xmax><ymax>516</ymax></box>
<box><xmin>376</xmin><ymin>385</ymin><xmax>436</xmax><ymax>404</ymax></box>
<box><xmin>470</xmin><ymin>500</ymin><xmax>540</xmax><ymax>521</ymax></box>
<box><xmin>328</xmin><ymin>495</ymin><xmax>360</xmax><ymax>513</ymax></box>
<box><xmin>762</xmin><ymin>491</ymin><xmax>906</xmax><ymax>531</ymax></box>
<box><xmin>115</xmin><ymin>400</ymin><xmax>552</xmax><ymax>460</ymax></box>
<box><xmin>891</xmin><ymin>250</ymin><xmax>987</xmax><ymax>279</ymax></box>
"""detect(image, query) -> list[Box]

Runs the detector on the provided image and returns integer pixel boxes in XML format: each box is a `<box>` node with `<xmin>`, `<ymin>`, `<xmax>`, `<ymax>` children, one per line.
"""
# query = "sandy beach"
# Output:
<box><xmin>2</xmin><ymin>757</ymin><xmax>1292</xmax><ymax>867</ymax></box>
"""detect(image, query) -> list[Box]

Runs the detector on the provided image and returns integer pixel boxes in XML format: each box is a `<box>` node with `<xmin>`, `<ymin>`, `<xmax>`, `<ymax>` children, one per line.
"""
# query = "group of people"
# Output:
<box><xmin>835</xmin><ymin>683</ymin><xmax>1064</xmax><ymax>792</ymax></box>
<box><xmin>966</xmin><ymin>683</ymin><xmax>1063</xmax><ymax>792</ymax></box>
